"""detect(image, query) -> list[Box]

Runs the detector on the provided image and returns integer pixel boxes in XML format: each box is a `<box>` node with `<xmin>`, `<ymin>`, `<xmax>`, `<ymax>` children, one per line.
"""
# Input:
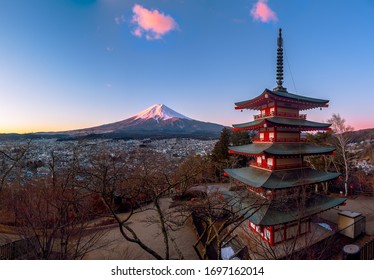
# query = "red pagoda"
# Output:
<box><xmin>224</xmin><ymin>29</ymin><xmax>346</xmax><ymax>248</ymax></box>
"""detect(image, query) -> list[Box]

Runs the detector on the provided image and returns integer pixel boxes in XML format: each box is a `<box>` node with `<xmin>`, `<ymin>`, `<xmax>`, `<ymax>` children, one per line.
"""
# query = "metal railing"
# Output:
<box><xmin>361</xmin><ymin>238</ymin><xmax>374</xmax><ymax>260</ymax></box>
<box><xmin>0</xmin><ymin>237</ymin><xmax>38</xmax><ymax>260</ymax></box>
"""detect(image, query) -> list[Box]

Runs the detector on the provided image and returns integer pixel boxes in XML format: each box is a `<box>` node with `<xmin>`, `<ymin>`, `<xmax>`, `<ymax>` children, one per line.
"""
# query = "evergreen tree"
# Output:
<box><xmin>211</xmin><ymin>127</ymin><xmax>231</xmax><ymax>162</ymax></box>
<box><xmin>231</xmin><ymin>130</ymin><xmax>252</xmax><ymax>146</ymax></box>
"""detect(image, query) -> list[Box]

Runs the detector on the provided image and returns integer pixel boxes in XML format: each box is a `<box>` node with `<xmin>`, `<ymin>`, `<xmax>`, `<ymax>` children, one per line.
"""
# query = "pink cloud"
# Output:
<box><xmin>251</xmin><ymin>0</ymin><xmax>278</xmax><ymax>23</ymax></box>
<box><xmin>133</xmin><ymin>27</ymin><xmax>142</xmax><ymax>38</ymax></box>
<box><xmin>131</xmin><ymin>4</ymin><xmax>178</xmax><ymax>40</ymax></box>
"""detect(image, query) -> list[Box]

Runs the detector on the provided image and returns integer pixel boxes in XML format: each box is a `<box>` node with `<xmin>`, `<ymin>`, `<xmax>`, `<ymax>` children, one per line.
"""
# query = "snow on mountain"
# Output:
<box><xmin>58</xmin><ymin>103</ymin><xmax>224</xmax><ymax>138</ymax></box>
<box><xmin>133</xmin><ymin>104</ymin><xmax>191</xmax><ymax>121</ymax></box>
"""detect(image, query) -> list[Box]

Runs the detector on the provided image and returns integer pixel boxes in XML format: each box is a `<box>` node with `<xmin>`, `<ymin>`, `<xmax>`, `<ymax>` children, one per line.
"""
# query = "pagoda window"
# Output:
<box><xmin>260</xmin><ymin>133</ymin><xmax>264</xmax><ymax>141</ymax></box>
<box><xmin>270</xmin><ymin>107</ymin><xmax>275</xmax><ymax>116</ymax></box>
<box><xmin>257</xmin><ymin>156</ymin><xmax>262</xmax><ymax>165</ymax></box>
<box><xmin>256</xmin><ymin>225</ymin><xmax>264</xmax><ymax>234</ymax></box>
<box><xmin>269</xmin><ymin>132</ymin><xmax>275</xmax><ymax>141</ymax></box>
<box><xmin>264</xmin><ymin>228</ymin><xmax>271</xmax><ymax>241</ymax></box>
<box><xmin>267</xmin><ymin>157</ymin><xmax>274</xmax><ymax>168</ymax></box>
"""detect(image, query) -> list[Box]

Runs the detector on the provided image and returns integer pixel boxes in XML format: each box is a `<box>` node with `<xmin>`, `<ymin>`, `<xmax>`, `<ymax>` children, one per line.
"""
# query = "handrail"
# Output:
<box><xmin>253</xmin><ymin>138</ymin><xmax>307</xmax><ymax>143</ymax></box>
<box><xmin>250</xmin><ymin>162</ymin><xmax>307</xmax><ymax>170</ymax></box>
<box><xmin>254</xmin><ymin>112</ymin><xmax>307</xmax><ymax>119</ymax></box>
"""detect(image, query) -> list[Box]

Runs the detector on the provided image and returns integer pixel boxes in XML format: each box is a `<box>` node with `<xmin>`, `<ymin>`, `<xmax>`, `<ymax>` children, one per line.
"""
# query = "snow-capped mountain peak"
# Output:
<box><xmin>133</xmin><ymin>104</ymin><xmax>191</xmax><ymax>121</ymax></box>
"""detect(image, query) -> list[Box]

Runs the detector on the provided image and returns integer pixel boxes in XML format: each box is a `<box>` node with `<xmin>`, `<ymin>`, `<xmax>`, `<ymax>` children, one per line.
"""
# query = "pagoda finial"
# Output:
<box><xmin>274</xmin><ymin>28</ymin><xmax>287</xmax><ymax>92</ymax></box>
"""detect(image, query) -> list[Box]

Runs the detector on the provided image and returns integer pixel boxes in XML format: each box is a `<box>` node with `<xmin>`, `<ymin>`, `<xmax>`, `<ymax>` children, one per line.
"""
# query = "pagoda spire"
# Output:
<box><xmin>274</xmin><ymin>28</ymin><xmax>287</xmax><ymax>92</ymax></box>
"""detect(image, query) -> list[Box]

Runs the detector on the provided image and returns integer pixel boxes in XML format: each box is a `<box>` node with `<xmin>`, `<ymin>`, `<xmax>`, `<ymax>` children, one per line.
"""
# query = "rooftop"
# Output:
<box><xmin>235</xmin><ymin>89</ymin><xmax>329</xmax><ymax>111</ymax></box>
<box><xmin>232</xmin><ymin>117</ymin><xmax>331</xmax><ymax>131</ymax></box>
<box><xmin>222</xmin><ymin>190</ymin><xmax>346</xmax><ymax>226</ymax></box>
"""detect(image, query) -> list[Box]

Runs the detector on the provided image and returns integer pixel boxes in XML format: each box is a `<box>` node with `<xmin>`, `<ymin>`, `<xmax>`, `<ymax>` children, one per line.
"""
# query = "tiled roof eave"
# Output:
<box><xmin>224</xmin><ymin>191</ymin><xmax>346</xmax><ymax>226</ymax></box>
<box><xmin>235</xmin><ymin>89</ymin><xmax>329</xmax><ymax>110</ymax></box>
<box><xmin>229</xmin><ymin>143</ymin><xmax>336</xmax><ymax>156</ymax></box>
<box><xmin>225</xmin><ymin>166</ymin><xmax>341</xmax><ymax>190</ymax></box>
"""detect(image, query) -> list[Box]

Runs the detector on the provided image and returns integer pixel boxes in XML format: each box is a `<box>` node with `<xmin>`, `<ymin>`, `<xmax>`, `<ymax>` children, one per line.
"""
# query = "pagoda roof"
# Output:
<box><xmin>232</xmin><ymin>117</ymin><xmax>331</xmax><ymax>131</ymax></box>
<box><xmin>222</xmin><ymin>191</ymin><xmax>346</xmax><ymax>226</ymax></box>
<box><xmin>224</xmin><ymin>166</ymin><xmax>340</xmax><ymax>190</ymax></box>
<box><xmin>229</xmin><ymin>143</ymin><xmax>335</xmax><ymax>156</ymax></box>
<box><xmin>235</xmin><ymin>89</ymin><xmax>329</xmax><ymax>111</ymax></box>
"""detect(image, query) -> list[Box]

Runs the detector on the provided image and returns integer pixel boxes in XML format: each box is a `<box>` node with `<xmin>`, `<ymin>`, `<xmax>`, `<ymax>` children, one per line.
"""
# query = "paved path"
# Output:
<box><xmin>321</xmin><ymin>195</ymin><xmax>374</xmax><ymax>235</ymax></box>
<box><xmin>340</xmin><ymin>196</ymin><xmax>374</xmax><ymax>235</ymax></box>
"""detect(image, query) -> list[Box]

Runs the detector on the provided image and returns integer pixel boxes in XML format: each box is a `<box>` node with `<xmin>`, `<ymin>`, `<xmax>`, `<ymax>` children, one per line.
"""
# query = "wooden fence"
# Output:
<box><xmin>0</xmin><ymin>237</ymin><xmax>38</xmax><ymax>260</ymax></box>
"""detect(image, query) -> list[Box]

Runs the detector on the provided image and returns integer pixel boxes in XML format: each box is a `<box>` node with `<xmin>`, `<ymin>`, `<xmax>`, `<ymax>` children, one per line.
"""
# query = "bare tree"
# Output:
<box><xmin>175</xmin><ymin>186</ymin><xmax>266</xmax><ymax>260</ymax></box>
<box><xmin>304</xmin><ymin>131</ymin><xmax>336</xmax><ymax>193</ymax></box>
<box><xmin>0</xmin><ymin>141</ymin><xmax>30</xmax><ymax>192</ymax></box>
<box><xmin>328</xmin><ymin>114</ymin><xmax>354</xmax><ymax>196</ymax></box>
<box><xmin>79</xmin><ymin>147</ymin><xmax>202</xmax><ymax>260</ymax></box>
<box><xmin>4</xmin><ymin>148</ymin><xmax>108</xmax><ymax>260</ymax></box>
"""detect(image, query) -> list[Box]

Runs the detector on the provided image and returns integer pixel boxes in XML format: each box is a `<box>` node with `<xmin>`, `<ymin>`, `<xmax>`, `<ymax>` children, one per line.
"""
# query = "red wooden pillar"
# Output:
<box><xmin>269</xmin><ymin>226</ymin><xmax>274</xmax><ymax>246</ymax></box>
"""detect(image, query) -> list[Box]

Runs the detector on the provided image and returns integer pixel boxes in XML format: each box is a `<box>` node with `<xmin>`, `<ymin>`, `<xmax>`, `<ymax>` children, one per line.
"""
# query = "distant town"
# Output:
<box><xmin>0</xmin><ymin>137</ymin><xmax>216</xmax><ymax>182</ymax></box>
<box><xmin>0</xmin><ymin>134</ymin><xmax>372</xmax><ymax>182</ymax></box>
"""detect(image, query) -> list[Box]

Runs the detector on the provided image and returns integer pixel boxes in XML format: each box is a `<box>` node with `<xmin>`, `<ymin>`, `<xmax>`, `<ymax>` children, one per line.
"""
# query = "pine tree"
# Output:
<box><xmin>211</xmin><ymin>128</ymin><xmax>231</xmax><ymax>162</ymax></box>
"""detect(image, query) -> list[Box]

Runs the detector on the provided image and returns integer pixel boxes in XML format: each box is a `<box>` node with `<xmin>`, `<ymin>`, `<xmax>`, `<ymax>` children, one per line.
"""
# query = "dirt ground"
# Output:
<box><xmin>84</xmin><ymin>198</ymin><xmax>199</xmax><ymax>260</ymax></box>
<box><xmin>2</xmin><ymin>193</ymin><xmax>373</xmax><ymax>260</ymax></box>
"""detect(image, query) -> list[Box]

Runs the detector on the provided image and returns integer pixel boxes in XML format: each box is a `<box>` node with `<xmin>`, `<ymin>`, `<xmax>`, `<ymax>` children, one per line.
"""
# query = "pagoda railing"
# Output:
<box><xmin>254</xmin><ymin>112</ymin><xmax>307</xmax><ymax>120</ymax></box>
<box><xmin>273</xmin><ymin>163</ymin><xmax>308</xmax><ymax>170</ymax></box>
<box><xmin>251</xmin><ymin>162</ymin><xmax>308</xmax><ymax>170</ymax></box>
<box><xmin>276</xmin><ymin>137</ymin><xmax>308</xmax><ymax>143</ymax></box>
<box><xmin>253</xmin><ymin>137</ymin><xmax>308</xmax><ymax>143</ymax></box>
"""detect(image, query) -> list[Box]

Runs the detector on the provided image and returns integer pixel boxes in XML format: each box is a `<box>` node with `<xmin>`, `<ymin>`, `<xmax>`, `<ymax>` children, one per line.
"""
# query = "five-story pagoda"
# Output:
<box><xmin>224</xmin><ymin>29</ymin><xmax>346</xmax><ymax>248</ymax></box>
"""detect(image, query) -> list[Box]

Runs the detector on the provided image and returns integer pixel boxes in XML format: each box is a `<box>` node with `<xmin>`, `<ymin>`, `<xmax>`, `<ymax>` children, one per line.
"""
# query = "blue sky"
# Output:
<box><xmin>0</xmin><ymin>0</ymin><xmax>373</xmax><ymax>133</ymax></box>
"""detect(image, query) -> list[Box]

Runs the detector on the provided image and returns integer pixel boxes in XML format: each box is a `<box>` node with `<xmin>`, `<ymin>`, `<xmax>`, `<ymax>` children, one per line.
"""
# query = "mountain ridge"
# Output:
<box><xmin>38</xmin><ymin>104</ymin><xmax>226</xmax><ymax>140</ymax></box>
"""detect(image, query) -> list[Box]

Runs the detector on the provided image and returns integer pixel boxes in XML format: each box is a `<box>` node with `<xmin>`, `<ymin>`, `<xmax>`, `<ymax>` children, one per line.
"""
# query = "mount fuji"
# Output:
<box><xmin>63</xmin><ymin>104</ymin><xmax>225</xmax><ymax>139</ymax></box>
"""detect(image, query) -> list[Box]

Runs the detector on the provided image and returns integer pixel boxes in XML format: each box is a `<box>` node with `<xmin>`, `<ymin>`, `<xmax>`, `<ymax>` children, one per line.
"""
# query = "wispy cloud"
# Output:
<box><xmin>114</xmin><ymin>15</ymin><xmax>126</xmax><ymax>25</ymax></box>
<box><xmin>131</xmin><ymin>4</ymin><xmax>178</xmax><ymax>40</ymax></box>
<box><xmin>250</xmin><ymin>0</ymin><xmax>278</xmax><ymax>23</ymax></box>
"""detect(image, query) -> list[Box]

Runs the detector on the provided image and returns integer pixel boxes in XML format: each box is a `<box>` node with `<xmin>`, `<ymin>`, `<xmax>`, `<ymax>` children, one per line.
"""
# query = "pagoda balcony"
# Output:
<box><xmin>276</xmin><ymin>137</ymin><xmax>308</xmax><ymax>143</ymax></box>
<box><xmin>253</xmin><ymin>112</ymin><xmax>307</xmax><ymax>120</ymax></box>
<box><xmin>273</xmin><ymin>163</ymin><xmax>308</xmax><ymax>170</ymax></box>
<box><xmin>251</xmin><ymin>162</ymin><xmax>308</xmax><ymax>170</ymax></box>
<box><xmin>253</xmin><ymin>137</ymin><xmax>308</xmax><ymax>143</ymax></box>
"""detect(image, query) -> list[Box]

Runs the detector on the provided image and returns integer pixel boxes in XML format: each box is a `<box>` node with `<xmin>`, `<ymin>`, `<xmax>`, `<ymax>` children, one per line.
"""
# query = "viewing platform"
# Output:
<box><xmin>254</xmin><ymin>112</ymin><xmax>307</xmax><ymax>120</ymax></box>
